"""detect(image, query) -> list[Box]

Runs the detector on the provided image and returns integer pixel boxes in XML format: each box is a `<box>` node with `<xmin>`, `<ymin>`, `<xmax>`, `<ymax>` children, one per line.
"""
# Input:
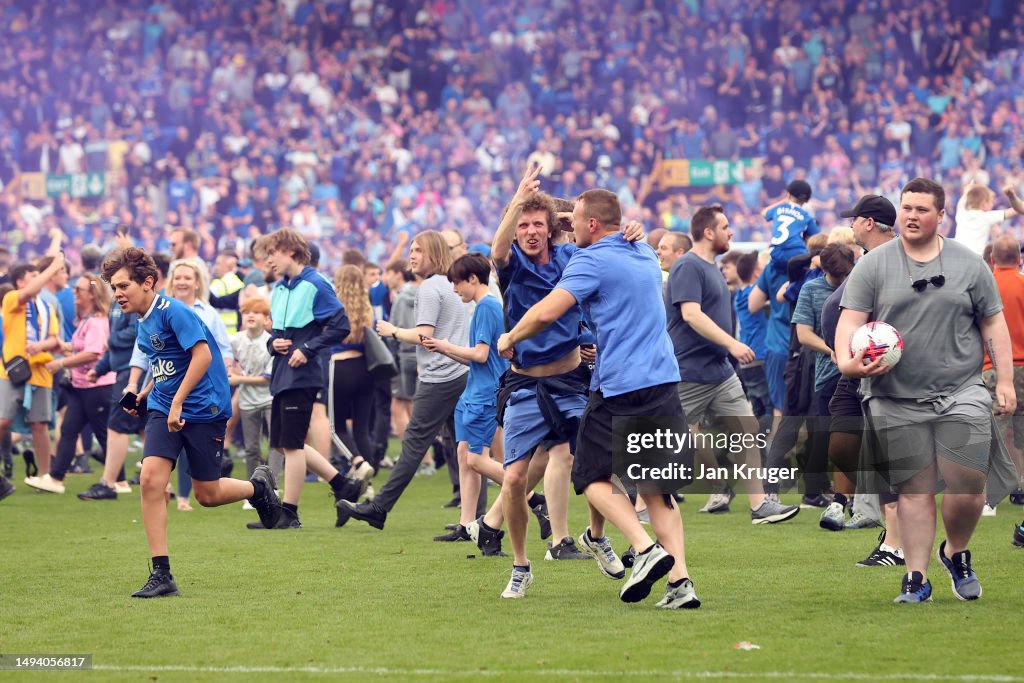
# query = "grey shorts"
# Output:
<box><xmin>677</xmin><ymin>374</ymin><xmax>751</xmax><ymax>426</ymax></box>
<box><xmin>863</xmin><ymin>384</ymin><xmax>991</xmax><ymax>492</ymax></box>
<box><xmin>0</xmin><ymin>379</ymin><xmax>54</xmax><ymax>423</ymax></box>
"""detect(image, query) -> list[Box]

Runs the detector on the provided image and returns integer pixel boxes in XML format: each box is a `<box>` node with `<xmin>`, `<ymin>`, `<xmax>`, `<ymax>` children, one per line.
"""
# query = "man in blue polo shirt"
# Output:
<box><xmin>500</xmin><ymin>189</ymin><xmax>699</xmax><ymax>610</ymax></box>
<box><xmin>102</xmin><ymin>247</ymin><xmax>281</xmax><ymax>599</ymax></box>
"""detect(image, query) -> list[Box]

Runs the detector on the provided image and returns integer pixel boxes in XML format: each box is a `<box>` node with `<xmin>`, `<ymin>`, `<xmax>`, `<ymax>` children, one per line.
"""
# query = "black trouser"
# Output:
<box><xmin>369</xmin><ymin>375</ymin><xmax>392</xmax><ymax>463</ymax></box>
<box><xmin>329</xmin><ymin>357</ymin><xmax>376</xmax><ymax>468</ymax></box>
<box><xmin>51</xmin><ymin>385</ymin><xmax>124</xmax><ymax>481</ymax></box>
<box><xmin>373</xmin><ymin>374</ymin><xmax>467</xmax><ymax>513</ymax></box>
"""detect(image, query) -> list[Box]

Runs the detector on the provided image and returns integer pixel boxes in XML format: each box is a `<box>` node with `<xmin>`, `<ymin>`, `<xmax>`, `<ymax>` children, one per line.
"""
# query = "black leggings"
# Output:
<box><xmin>52</xmin><ymin>384</ymin><xmax>124</xmax><ymax>482</ymax></box>
<box><xmin>329</xmin><ymin>357</ymin><xmax>376</xmax><ymax>469</ymax></box>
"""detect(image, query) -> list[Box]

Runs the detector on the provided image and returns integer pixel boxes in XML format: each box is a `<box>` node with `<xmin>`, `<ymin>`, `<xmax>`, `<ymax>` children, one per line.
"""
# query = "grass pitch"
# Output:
<box><xmin>2</xmin><ymin>450</ymin><xmax>1023</xmax><ymax>682</ymax></box>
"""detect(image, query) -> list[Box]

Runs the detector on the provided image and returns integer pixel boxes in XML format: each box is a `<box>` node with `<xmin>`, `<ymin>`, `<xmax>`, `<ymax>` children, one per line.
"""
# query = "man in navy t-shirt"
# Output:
<box><xmin>667</xmin><ymin>206</ymin><xmax>799</xmax><ymax>525</ymax></box>
<box><xmin>500</xmin><ymin>189</ymin><xmax>697</xmax><ymax>609</ymax></box>
<box><xmin>103</xmin><ymin>247</ymin><xmax>281</xmax><ymax>599</ymax></box>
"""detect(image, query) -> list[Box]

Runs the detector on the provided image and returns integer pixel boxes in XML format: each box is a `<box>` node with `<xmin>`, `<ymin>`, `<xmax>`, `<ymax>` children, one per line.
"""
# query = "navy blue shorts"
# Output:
<box><xmin>143</xmin><ymin>410</ymin><xmax>227</xmax><ymax>482</ymax></box>
<box><xmin>455</xmin><ymin>399</ymin><xmax>499</xmax><ymax>454</ymax></box>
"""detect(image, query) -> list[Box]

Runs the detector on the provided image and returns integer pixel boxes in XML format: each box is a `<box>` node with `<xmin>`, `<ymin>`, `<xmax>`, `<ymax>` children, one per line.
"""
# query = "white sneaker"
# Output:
<box><xmin>26</xmin><ymin>474</ymin><xmax>66</xmax><ymax>494</ymax></box>
<box><xmin>352</xmin><ymin>461</ymin><xmax>375</xmax><ymax>484</ymax></box>
<box><xmin>242</xmin><ymin>500</ymin><xmax>255</xmax><ymax>510</ymax></box>
<box><xmin>500</xmin><ymin>563</ymin><xmax>533</xmax><ymax>599</ymax></box>
<box><xmin>578</xmin><ymin>528</ymin><xmax>625</xmax><ymax>579</ymax></box>
<box><xmin>656</xmin><ymin>578</ymin><xmax>701</xmax><ymax>609</ymax></box>
<box><xmin>114</xmin><ymin>482</ymin><xmax>132</xmax><ymax>494</ymax></box>
<box><xmin>364</xmin><ymin>483</ymin><xmax>375</xmax><ymax>501</ymax></box>
<box><xmin>619</xmin><ymin>543</ymin><xmax>674</xmax><ymax>603</ymax></box>
<box><xmin>819</xmin><ymin>502</ymin><xmax>846</xmax><ymax>531</ymax></box>
<box><xmin>981</xmin><ymin>504</ymin><xmax>997</xmax><ymax>517</ymax></box>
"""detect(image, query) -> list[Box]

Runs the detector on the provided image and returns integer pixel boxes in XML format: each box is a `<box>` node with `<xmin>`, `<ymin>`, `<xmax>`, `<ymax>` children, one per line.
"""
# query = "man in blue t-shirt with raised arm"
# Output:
<box><xmin>499</xmin><ymin>189</ymin><xmax>699</xmax><ymax>610</ymax></box>
<box><xmin>102</xmin><ymin>247</ymin><xmax>282</xmax><ymax>599</ymax></box>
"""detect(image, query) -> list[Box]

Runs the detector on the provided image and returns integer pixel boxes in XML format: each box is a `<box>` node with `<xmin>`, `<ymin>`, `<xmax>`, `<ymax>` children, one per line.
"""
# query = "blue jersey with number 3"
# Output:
<box><xmin>766</xmin><ymin>202</ymin><xmax>819</xmax><ymax>264</ymax></box>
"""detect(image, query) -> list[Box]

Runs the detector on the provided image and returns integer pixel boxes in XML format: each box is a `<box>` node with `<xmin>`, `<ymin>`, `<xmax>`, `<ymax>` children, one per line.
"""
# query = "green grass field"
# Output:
<box><xmin>2</xmin><ymin>449</ymin><xmax>1023</xmax><ymax>682</ymax></box>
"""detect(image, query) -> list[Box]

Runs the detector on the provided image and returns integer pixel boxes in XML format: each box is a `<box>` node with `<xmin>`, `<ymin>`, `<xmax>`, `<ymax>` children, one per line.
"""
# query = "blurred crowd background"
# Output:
<box><xmin>0</xmin><ymin>0</ymin><xmax>1023</xmax><ymax>272</ymax></box>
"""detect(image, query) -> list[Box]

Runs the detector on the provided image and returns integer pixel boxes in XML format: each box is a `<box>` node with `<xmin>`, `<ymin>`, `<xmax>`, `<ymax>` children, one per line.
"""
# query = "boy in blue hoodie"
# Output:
<box><xmin>262</xmin><ymin>229</ymin><xmax>353</xmax><ymax>529</ymax></box>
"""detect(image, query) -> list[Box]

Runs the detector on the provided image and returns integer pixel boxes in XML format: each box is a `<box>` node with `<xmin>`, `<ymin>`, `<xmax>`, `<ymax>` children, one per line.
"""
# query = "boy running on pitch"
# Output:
<box><xmin>103</xmin><ymin>247</ymin><xmax>281</xmax><ymax>598</ymax></box>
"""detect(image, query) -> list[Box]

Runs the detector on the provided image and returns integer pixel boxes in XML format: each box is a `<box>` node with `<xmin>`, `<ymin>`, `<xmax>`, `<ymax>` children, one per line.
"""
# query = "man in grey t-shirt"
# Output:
<box><xmin>836</xmin><ymin>177</ymin><xmax>1016</xmax><ymax>605</ymax></box>
<box><xmin>338</xmin><ymin>231</ymin><xmax>469</xmax><ymax>530</ymax></box>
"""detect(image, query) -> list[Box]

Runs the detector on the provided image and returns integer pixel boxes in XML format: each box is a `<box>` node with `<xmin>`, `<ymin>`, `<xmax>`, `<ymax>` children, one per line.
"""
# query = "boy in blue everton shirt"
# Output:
<box><xmin>102</xmin><ymin>248</ymin><xmax>282</xmax><ymax>598</ymax></box>
<box><xmin>422</xmin><ymin>252</ymin><xmax>509</xmax><ymax>540</ymax></box>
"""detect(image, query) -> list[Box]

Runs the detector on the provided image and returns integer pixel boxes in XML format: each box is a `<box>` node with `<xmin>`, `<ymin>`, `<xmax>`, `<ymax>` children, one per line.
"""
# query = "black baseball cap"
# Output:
<box><xmin>786</xmin><ymin>179</ymin><xmax>812</xmax><ymax>202</ymax></box>
<box><xmin>840</xmin><ymin>195</ymin><xmax>897</xmax><ymax>225</ymax></box>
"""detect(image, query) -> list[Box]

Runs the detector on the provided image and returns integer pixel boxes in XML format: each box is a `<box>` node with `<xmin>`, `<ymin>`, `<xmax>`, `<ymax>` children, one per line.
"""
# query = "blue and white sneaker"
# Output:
<box><xmin>893</xmin><ymin>571</ymin><xmax>932</xmax><ymax>604</ymax></box>
<box><xmin>578</xmin><ymin>528</ymin><xmax>625</xmax><ymax>579</ymax></box>
<box><xmin>936</xmin><ymin>540</ymin><xmax>981</xmax><ymax>601</ymax></box>
<box><xmin>501</xmin><ymin>563</ymin><xmax>533</xmax><ymax>599</ymax></box>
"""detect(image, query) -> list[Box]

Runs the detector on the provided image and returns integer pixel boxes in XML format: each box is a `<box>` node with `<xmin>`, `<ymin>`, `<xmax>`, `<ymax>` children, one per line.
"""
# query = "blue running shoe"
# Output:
<box><xmin>936</xmin><ymin>540</ymin><xmax>981</xmax><ymax>600</ymax></box>
<box><xmin>1014</xmin><ymin>522</ymin><xmax>1024</xmax><ymax>548</ymax></box>
<box><xmin>893</xmin><ymin>571</ymin><xmax>932</xmax><ymax>604</ymax></box>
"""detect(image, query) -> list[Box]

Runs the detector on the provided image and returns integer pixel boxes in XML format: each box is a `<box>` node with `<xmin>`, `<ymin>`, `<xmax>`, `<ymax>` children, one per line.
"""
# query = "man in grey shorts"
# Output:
<box><xmin>836</xmin><ymin>177</ymin><xmax>1016</xmax><ymax>604</ymax></box>
<box><xmin>665</xmin><ymin>206</ymin><xmax>799</xmax><ymax>525</ymax></box>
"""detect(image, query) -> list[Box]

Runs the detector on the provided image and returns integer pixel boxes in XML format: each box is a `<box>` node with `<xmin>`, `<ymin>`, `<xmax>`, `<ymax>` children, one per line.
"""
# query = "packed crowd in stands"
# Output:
<box><xmin>1</xmin><ymin>0</ymin><xmax>1024</xmax><ymax>272</ymax></box>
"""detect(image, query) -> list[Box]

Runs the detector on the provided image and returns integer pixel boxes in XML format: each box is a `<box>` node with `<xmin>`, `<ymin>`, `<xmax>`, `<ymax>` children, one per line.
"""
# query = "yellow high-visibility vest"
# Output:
<box><xmin>209</xmin><ymin>271</ymin><xmax>244</xmax><ymax>335</ymax></box>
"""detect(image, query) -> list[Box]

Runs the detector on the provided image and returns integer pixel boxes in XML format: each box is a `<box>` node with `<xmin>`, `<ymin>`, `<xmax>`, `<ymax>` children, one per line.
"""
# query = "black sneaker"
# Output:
<box><xmin>78</xmin><ymin>482</ymin><xmax>117</xmax><ymax>501</ymax></box>
<box><xmin>272</xmin><ymin>507</ymin><xmax>302</xmax><ymax>529</ymax></box>
<box><xmin>332</xmin><ymin>476</ymin><xmax>365</xmax><ymax>511</ymax></box>
<box><xmin>856</xmin><ymin>530</ymin><xmax>905</xmax><ymax>567</ymax></box>
<box><xmin>531</xmin><ymin>501</ymin><xmax>552</xmax><ymax>540</ymax></box>
<box><xmin>0</xmin><ymin>476</ymin><xmax>14</xmax><ymax>502</ymax></box>
<box><xmin>131</xmin><ymin>567</ymin><xmax>179</xmax><ymax>598</ymax></box>
<box><xmin>335</xmin><ymin>500</ymin><xmax>387</xmax><ymax>530</ymax></box>
<box><xmin>433</xmin><ymin>524</ymin><xmax>471</xmax><ymax>542</ymax></box>
<box><xmin>1013</xmin><ymin>521</ymin><xmax>1024</xmax><ymax>548</ymax></box>
<box><xmin>23</xmin><ymin>449</ymin><xmax>37</xmax><ymax>478</ymax></box>
<box><xmin>247</xmin><ymin>521</ymin><xmax>266</xmax><ymax>529</ymax></box>
<box><xmin>442</xmin><ymin>495</ymin><xmax>461</xmax><ymax>509</ymax></box>
<box><xmin>220</xmin><ymin>452</ymin><xmax>234</xmax><ymax>478</ymax></box>
<box><xmin>466</xmin><ymin>517</ymin><xmax>507</xmax><ymax>556</ymax></box>
<box><xmin>544</xmin><ymin>536</ymin><xmax>589</xmax><ymax>560</ymax></box>
<box><xmin>1010</xmin><ymin>489</ymin><xmax>1024</xmax><ymax>506</ymax></box>
<box><xmin>248</xmin><ymin>465</ymin><xmax>282</xmax><ymax>530</ymax></box>
<box><xmin>69</xmin><ymin>454</ymin><xmax>93</xmax><ymax>474</ymax></box>
<box><xmin>801</xmin><ymin>493</ymin><xmax>831</xmax><ymax>509</ymax></box>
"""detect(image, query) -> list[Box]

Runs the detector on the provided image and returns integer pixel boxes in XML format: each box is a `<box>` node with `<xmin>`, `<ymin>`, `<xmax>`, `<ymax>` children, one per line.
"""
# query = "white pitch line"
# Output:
<box><xmin>91</xmin><ymin>665</ymin><xmax>1024</xmax><ymax>681</ymax></box>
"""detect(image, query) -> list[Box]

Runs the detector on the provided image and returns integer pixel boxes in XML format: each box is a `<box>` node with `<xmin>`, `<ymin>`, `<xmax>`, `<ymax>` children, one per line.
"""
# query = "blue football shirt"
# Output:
<box><xmin>498</xmin><ymin>243</ymin><xmax>584</xmax><ymax>369</ymax></box>
<box><xmin>556</xmin><ymin>235</ymin><xmax>680</xmax><ymax>397</ymax></box>
<box><xmin>136</xmin><ymin>294</ymin><xmax>232</xmax><ymax>423</ymax></box>
<box><xmin>462</xmin><ymin>295</ymin><xmax>509</xmax><ymax>405</ymax></box>
<box><xmin>766</xmin><ymin>202</ymin><xmax>819</xmax><ymax>263</ymax></box>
